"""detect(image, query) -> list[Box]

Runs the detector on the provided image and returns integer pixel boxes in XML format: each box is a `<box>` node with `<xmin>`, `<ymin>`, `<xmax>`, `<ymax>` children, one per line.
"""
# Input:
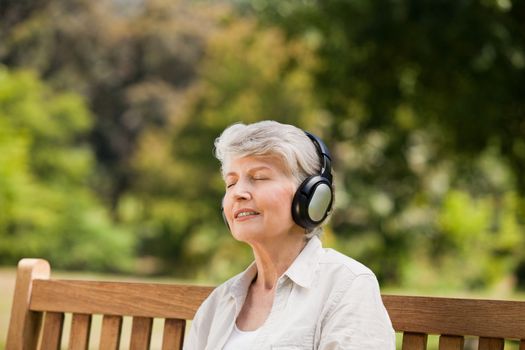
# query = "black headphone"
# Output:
<box><xmin>291</xmin><ymin>131</ymin><xmax>334</xmax><ymax>230</ymax></box>
<box><xmin>221</xmin><ymin>131</ymin><xmax>334</xmax><ymax>231</ymax></box>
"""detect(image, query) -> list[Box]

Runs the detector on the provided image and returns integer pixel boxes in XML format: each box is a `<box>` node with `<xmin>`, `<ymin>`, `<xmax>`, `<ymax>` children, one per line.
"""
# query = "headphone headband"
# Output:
<box><xmin>304</xmin><ymin>131</ymin><xmax>333</xmax><ymax>183</ymax></box>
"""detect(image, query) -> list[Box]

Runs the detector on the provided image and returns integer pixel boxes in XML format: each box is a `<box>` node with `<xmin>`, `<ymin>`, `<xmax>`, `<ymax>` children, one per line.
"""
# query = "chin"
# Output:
<box><xmin>231</xmin><ymin>229</ymin><xmax>265</xmax><ymax>243</ymax></box>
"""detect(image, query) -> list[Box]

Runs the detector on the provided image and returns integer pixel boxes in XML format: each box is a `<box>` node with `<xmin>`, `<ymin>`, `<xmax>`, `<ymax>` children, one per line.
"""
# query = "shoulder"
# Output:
<box><xmin>315</xmin><ymin>247</ymin><xmax>384</xmax><ymax>312</ymax></box>
<box><xmin>319</xmin><ymin>247</ymin><xmax>376</xmax><ymax>280</ymax></box>
<box><xmin>196</xmin><ymin>271</ymin><xmax>241</xmax><ymax>312</ymax></box>
<box><xmin>184</xmin><ymin>273</ymin><xmax>243</xmax><ymax>350</ymax></box>
<box><xmin>188</xmin><ymin>272</ymin><xmax>240</xmax><ymax>338</ymax></box>
<box><xmin>194</xmin><ymin>261</ymin><xmax>256</xmax><ymax>316</ymax></box>
<box><xmin>315</xmin><ymin>249</ymin><xmax>395</xmax><ymax>347</ymax></box>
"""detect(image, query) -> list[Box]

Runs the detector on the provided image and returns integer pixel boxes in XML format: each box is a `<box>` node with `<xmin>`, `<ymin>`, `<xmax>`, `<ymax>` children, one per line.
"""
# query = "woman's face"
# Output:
<box><xmin>222</xmin><ymin>154</ymin><xmax>303</xmax><ymax>243</ymax></box>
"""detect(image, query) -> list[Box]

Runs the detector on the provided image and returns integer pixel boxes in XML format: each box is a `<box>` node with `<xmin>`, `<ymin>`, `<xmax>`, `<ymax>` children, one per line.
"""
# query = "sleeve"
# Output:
<box><xmin>183</xmin><ymin>298</ymin><xmax>207</xmax><ymax>350</ymax></box>
<box><xmin>318</xmin><ymin>274</ymin><xmax>396</xmax><ymax>350</ymax></box>
<box><xmin>183</xmin><ymin>289</ymin><xmax>220</xmax><ymax>350</ymax></box>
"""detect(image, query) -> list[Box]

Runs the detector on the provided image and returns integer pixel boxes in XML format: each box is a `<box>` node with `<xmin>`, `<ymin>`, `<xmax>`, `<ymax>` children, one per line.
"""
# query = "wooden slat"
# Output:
<box><xmin>6</xmin><ymin>259</ymin><xmax>50</xmax><ymax>350</ymax></box>
<box><xmin>383</xmin><ymin>295</ymin><xmax>525</xmax><ymax>339</ymax></box>
<box><xmin>402</xmin><ymin>332</ymin><xmax>427</xmax><ymax>350</ymax></box>
<box><xmin>439</xmin><ymin>335</ymin><xmax>464</xmax><ymax>350</ymax></box>
<box><xmin>99</xmin><ymin>315</ymin><xmax>122</xmax><ymax>350</ymax></box>
<box><xmin>68</xmin><ymin>313</ymin><xmax>91</xmax><ymax>350</ymax></box>
<box><xmin>162</xmin><ymin>318</ymin><xmax>186</xmax><ymax>350</ymax></box>
<box><xmin>478</xmin><ymin>337</ymin><xmax>504</xmax><ymax>350</ymax></box>
<box><xmin>130</xmin><ymin>316</ymin><xmax>153</xmax><ymax>350</ymax></box>
<box><xmin>520</xmin><ymin>339</ymin><xmax>525</xmax><ymax>350</ymax></box>
<box><xmin>40</xmin><ymin>312</ymin><xmax>64</xmax><ymax>350</ymax></box>
<box><xmin>30</xmin><ymin>280</ymin><xmax>214</xmax><ymax>319</ymax></box>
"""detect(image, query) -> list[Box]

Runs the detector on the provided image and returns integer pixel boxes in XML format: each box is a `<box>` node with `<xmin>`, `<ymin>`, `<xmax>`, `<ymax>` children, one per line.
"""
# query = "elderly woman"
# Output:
<box><xmin>184</xmin><ymin>121</ymin><xmax>394</xmax><ymax>349</ymax></box>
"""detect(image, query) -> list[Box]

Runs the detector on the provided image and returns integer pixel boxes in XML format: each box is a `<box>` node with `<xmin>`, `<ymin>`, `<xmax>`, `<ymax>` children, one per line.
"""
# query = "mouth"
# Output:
<box><xmin>234</xmin><ymin>210</ymin><xmax>260</xmax><ymax>219</ymax></box>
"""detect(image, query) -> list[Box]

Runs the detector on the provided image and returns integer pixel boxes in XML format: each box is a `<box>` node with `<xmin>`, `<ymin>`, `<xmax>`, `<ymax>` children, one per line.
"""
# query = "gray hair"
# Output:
<box><xmin>214</xmin><ymin>120</ymin><xmax>328</xmax><ymax>238</ymax></box>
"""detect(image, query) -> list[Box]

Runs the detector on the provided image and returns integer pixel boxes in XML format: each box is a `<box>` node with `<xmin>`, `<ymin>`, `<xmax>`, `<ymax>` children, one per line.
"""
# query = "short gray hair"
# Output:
<box><xmin>214</xmin><ymin>120</ymin><xmax>329</xmax><ymax>238</ymax></box>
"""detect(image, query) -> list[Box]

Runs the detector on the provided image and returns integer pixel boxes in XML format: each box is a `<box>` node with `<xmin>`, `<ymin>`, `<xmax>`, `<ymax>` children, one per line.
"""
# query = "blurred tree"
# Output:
<box><xmin>126</xmin><ymin>16</ymin><xmax>326</xmax><ymax>279</ymax></box>
<box><xmin>230</xmin><ymin>0</ymin><xmax>525</xmax><ymax>288</ymax></box>
<box><xmin>0</xmin><ymin>67</ymin><xmax>134</xmax><ymax>271</ymax></box>
<box><xmin>232</xmin><ymin>0</ymin><xmax>525</xmax><ymax>190</ymax></box>
<box><xmin>1</xmin><ymin>0</ymin><xmax>325</xmax><ymax>278</ymax></box>
<box><xmin>0</xmin><ymin>0</ymin><xmax>218</xmax><ymax>213</ymax></box>
<box><xmin>2</xmin><ymin>0</ymin><xmax>524</xmax><ymax>290</ymax></box>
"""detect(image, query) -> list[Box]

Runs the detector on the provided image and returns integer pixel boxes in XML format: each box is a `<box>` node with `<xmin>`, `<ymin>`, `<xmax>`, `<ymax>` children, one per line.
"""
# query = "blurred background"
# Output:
<box><xmin>1</xmin><ymin>0</ymin><xmax>525</xmax><ymax>346</ymax></box>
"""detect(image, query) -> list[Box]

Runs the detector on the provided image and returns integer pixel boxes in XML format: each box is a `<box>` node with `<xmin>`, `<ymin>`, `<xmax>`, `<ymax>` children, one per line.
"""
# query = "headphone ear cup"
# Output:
<box><xmin>292</xmin><ymin>176</ymin><xmax>333</xmax><ymax>230</ymax></box>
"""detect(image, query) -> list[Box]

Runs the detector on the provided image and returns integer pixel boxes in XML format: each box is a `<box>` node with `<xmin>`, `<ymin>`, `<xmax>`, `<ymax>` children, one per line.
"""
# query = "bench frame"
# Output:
<box><xmin>6</xmin><ymin>258</ymin><xmax>525</xmax><ymax>349</ymax></box>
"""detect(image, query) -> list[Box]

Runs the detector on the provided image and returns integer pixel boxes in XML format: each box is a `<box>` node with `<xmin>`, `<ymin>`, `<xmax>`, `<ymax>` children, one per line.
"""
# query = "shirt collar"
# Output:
<box><xmin>229</xmin><ymin>236</ymin><xmax>323</xmax><ymax>300</ymax></box>
<box><xmin>230</xmin><ymin>261</ymin><xmax>257</xmax><ymax>304</ymax></box>
<box><xmin>283</xmin><ymin>236</ymin><xmax>323</xmax><ymax>289</ymax></box>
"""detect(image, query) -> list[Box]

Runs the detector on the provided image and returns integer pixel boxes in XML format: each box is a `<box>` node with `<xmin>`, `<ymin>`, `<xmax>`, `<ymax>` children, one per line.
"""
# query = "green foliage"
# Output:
<box><xmin>124</xmin><ymin>15</ymin><xmax>324</xmax><ymax>280</ymax></box>
<box><xmin>1</xmin><ymin>0</ymin><xmax>525</xmax><ymax>293</ymax></box>
<box><xmin>0</xmin><ymin>67</ymin><xmax>134</xmax><ymax>271</ymax></box>
<box><xmin>437</xmin><ymin>190</ymin><xmax>522</xmax><ymax>288</ymax></box>
<box><xmin>1</xmin><ymin>0</ymin><xmax>218</xmax><ymax>211</ymax></box>
<box><xmin>227</xmin><ymin>0</ymin><xmax>525</xmax><ymax>291</ymax></box>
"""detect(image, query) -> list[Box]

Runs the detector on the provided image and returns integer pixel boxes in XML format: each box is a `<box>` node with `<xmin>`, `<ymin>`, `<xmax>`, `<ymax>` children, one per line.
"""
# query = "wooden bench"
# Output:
<box><xmin>6</xmin><ymin>258</ymin><xmax>525</xmax><ymax>349</ymax></box>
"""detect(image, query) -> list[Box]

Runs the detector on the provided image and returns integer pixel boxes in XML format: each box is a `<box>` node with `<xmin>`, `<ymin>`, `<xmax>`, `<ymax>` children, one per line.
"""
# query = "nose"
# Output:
<box><xmin>232</xmin><ymin>180</ymin><xmax>252</xmax><ymax>201</ymax></box>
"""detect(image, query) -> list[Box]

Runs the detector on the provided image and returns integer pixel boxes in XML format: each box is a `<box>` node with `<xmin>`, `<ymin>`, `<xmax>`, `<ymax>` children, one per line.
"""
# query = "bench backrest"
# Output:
<box><xmin>6</xmin><ymin>258</ymin><xmax>525</xmax><ymax>349</ymax></box>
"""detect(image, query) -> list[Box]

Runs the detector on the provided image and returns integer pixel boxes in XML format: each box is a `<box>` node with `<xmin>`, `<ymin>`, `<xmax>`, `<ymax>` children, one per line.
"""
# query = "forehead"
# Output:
<box><xmin>223</xmin><ymin>154</ymin><xmax>290</xmax><ymax>177</ymax></box>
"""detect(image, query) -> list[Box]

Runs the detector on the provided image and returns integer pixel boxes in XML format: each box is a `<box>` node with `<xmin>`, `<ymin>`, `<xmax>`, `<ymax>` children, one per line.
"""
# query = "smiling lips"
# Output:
<box><xmin>234</xmin><ymin>209</ymin><xmax>260</xmax><ymax>219</ymax></box>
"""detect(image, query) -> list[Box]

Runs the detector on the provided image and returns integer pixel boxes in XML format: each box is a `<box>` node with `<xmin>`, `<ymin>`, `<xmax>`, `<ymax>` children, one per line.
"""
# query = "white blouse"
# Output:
<box><xmin>222</xmin><ymin>324</ymin><xmax>260</xmax><ymax>350</ymax></box>
<box><xmin>184</xmin><ymin>236</ymin><xmax>395</xmax><ymax>350</ymax></box>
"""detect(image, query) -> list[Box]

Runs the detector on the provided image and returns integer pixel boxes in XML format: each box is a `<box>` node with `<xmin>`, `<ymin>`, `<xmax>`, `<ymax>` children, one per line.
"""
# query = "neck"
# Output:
<box><xmin>249</xmin><ymin>234</ymin><xmax>307</xmax><ymax>290</ymax></box>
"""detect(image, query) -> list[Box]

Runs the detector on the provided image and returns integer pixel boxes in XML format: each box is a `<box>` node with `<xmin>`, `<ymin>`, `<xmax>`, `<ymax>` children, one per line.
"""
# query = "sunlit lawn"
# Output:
<box><xmin>0</xmin><ymin>268</ymin><xmax>14</xmax><ymax>350</ymax></box>
<box><xmin>1</xmin><ymin>266</ymin><xmax>523</xmax><ymax>350</ymax></box>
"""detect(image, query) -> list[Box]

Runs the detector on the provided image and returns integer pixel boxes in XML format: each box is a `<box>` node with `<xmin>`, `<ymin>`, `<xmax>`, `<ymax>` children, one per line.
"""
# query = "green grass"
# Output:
<box><xmin>0</xmin><ymin>267</ymin><xmax>15</xmax><ymax>350</ymax></box>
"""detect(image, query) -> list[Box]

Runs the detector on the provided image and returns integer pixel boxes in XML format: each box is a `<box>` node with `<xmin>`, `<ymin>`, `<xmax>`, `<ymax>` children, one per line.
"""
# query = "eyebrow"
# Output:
<box><xmin>224</xmin><ymin>166</ymin><xmax>272</xmax><ymax>178</ymax></box>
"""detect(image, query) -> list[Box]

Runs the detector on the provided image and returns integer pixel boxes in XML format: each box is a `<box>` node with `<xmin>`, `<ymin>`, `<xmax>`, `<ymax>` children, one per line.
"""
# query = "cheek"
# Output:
<box><xmin>222</xmin><ymin>195</ymin><xmax>234</xmax><ymax>219</ymax></box>
<box><xmin>266</xmin><ymin>186</ymin><xmax>296</xmax><ymax>211</ymax></box>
